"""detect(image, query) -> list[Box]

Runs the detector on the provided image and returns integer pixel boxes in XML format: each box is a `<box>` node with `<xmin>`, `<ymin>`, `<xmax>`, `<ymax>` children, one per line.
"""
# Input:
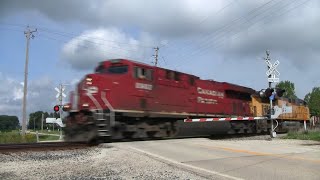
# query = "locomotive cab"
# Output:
<box><xmin>69</xmin><ymin>59</ymin><xmax>156</xmax><ymax>113</ymax></box>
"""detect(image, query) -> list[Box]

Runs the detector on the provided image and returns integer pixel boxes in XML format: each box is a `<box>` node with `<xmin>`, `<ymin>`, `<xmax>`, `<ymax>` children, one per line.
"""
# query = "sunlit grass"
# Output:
<box><xmin>38</xmin><ymin>135</ymin><xmax>60</xmax><ymax>141</ymax></box>
<box><xmin>0</xmin><ymin>131</ymin><xmax>37</xmax><ymax>144</ymax></box>
<box><xmin>282</xmin><ymin>129</ymin><xmax>320</xmax><ymax>141</ymax></box>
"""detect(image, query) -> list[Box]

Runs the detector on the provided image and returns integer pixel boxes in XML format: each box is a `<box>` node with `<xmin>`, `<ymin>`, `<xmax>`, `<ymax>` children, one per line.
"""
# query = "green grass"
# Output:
<box><xmin>38</xmin><ymin>135</ymin><xmax>60</xmax><ymax>141</ymax></box>
<box><xmin>30</xmin><ymin>130</ymin><xmax>62</xmax><ymax>135</ymax></box>
<box><xmin>282</xmin><ymin>129</ymin><xmax>320</xmax><ymax>141</ymax></box>
<box><xmin>0</xmin><ymin>131</ymin><xmax>37</xmax><ymax>144</ymax></box>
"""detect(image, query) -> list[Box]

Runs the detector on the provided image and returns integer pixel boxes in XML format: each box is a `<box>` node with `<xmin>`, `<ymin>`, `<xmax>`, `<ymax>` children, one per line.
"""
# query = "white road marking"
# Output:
<box><xmin>129</xmin><ymin>146</ymin><xmax>244</xmax><ymax>180</ymax></box>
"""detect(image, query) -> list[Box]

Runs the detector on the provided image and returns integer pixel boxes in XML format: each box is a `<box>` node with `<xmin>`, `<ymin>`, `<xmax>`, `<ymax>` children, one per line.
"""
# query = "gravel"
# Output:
<box><xmin>0</xmin><ymin>144</ymin><xmax>209</xmax><ymax>180</ymax></box>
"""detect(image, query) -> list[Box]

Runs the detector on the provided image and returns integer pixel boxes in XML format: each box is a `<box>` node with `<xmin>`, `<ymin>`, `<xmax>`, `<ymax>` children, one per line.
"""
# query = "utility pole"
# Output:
<box><xmin>153</xmin><ymin>47</ymin><xmax>159</xmax><ymax>66</ymax></box>
<box><xmin>21</xmin><ymin>26</ymin><xmax>37</xmax><ymax>136</ymax></box>
<box><xmin>41</xmin><ymin>113</ymin><xmax>44</xmax><ymax>132</ymax></box>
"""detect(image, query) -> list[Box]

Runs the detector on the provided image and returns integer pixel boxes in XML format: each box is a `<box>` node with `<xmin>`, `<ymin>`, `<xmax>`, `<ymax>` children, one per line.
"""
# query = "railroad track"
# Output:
<box><xmin>0</xmin><ymin>142</ymin><xmax>94</xmax><ymax>152</ymax></box>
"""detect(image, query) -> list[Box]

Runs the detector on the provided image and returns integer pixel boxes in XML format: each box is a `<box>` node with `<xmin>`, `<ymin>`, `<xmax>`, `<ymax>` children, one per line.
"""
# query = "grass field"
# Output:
<box><xmin>282</xmin><ymin>129</ymin><xmax>320</xmax><ymax>141</ymax></box>
<box><xmin>38</xmin><ymin>135</ymin><xmax>60</xmax><ymax>141</ymax></box>
<box><xmin>30</xmin><ymin>130</ymin><xmax>63</xmax><ymax>135</ymax></box>
<box><xmin>0</xmin><ymin>130</ymin><xmax>62</xmax><ymax>143</ymax></box>
<box><xmin>0</xmin><ymin>131</ymin><xmax>37</xmax><ymax>143</ymax></box>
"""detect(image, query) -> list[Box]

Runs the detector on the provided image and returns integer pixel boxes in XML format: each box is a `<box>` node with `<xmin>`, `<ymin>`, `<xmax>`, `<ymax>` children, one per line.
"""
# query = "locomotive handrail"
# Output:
<box><xmin>85</xmin><ymin>88</ymin><xmax>115</xmax><ymax>127</ymax></box>
<box><xmin>101</xmin><ymin>90</ymin><xmax>115</xmax><ymax>127</ymax></box>
<box><xmin>86</xmin><ymin>91</ymin><xmax>102</xmax><ymax>110</ymax></box>
<box><xmin>101</xmin><ymin>90</ymin><xmax>114</xmax><ymax>111</ymax></box>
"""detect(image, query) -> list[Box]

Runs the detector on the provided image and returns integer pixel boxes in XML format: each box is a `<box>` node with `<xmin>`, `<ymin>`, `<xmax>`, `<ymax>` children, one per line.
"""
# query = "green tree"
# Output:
<box><xmin>27</xmin><ymin>111</ymin><xmax>50</xmax><ymax>130</ymax></box>
<box><xmin>275</xmin><ymin>80</ymin><xmax>298</xmax><ymax>99</ymax></box>
<box><xmin>0</xmin><ymin>115</ymin><xmax>20</xmax><ymax>131</ymax></box>
<box><xmin>304</xmin><ymin>87</ymin><xmax>320</xmax><ymax>116</ymax></box>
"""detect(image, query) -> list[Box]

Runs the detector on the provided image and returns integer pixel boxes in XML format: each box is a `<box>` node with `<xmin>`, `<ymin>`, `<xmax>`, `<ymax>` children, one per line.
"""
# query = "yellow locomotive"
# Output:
<box><xmin>251</xmin><ymin>89</ymin><xmax>310</xmax><ymax>132</ymax></box>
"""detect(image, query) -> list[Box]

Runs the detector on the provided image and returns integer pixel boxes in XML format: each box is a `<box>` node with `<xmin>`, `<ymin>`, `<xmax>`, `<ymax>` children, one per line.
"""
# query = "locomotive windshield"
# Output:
<box><xmin>95</xmin><ymin>65</ymin><xmax>128</xmax><ymax>74</ymax></box>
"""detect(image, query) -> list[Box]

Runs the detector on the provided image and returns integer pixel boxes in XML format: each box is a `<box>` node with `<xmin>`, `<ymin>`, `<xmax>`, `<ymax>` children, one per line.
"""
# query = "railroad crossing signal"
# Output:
<box><xmin>54</xmin><ymin>105</ymin><xmax>60</xmax><ymax>112</ymax></box>
<box><xmin>54</xmin><ymin>84</ymin><xmax>67</xmax><ymax>120</ymax></box>
<box><xmin>265</xmin><ymin>60</ymin><xmax>280</xmax><ymax>76</ymax></box>
<box><xmin>265</xmin><ymin>59</ymin><xmax>280</xmax><ymax>83</ymax></box>
<box><xmin>55</xmin><ymin>86</ymin><xmax>66</xmax><ymax>99</ymax></box>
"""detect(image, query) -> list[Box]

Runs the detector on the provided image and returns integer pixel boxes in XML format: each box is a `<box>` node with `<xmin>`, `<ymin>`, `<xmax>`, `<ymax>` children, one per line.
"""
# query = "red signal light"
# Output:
<box><xmin>276</xmin><ymin>88</ymin><xmax>286</xmax><ymax>97</ymax></box>
<box><xmin>54</xmin><ymin>105</ymin><xmax>60</xmax><ymax>112</ymax></box>
<box><xmin>265</xmin><ymin>88</ymin><xmax>274</xmax><ymax>98</ymax></box>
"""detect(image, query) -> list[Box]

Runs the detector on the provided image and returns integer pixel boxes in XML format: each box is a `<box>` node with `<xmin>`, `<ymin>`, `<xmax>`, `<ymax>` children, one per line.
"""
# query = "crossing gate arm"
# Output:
<box><xmin>184</xmin><ymin>116</ymin><xmax>268</xmax><ymax>122</ymax></box>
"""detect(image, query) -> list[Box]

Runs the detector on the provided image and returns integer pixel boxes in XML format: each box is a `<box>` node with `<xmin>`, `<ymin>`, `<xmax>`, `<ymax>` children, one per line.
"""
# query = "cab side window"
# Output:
<box><xmin>166</xmin><ymin>70</ymin><xmax>180</xmax><ymax>81</ymax></box>
<box><xmin>134</xmin><ymin>66</ymin><xmax>153</xmax><ymax>80</ymax></box>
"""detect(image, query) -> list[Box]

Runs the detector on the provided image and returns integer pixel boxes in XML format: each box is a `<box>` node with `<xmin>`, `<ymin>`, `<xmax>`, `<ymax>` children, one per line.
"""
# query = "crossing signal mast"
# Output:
<box><xmin>260</xmin><ymin>50</ymin><xmax>287</xmax><ymax>138</ymax></box>
<box><xmin>54</xmin><ymin>84</ymin><xmax>67</xmax><ymax>118</ymax></box>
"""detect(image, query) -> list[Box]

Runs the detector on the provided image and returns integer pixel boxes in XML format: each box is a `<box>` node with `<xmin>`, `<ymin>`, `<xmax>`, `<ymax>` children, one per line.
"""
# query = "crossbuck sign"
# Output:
<box><xmin>265</xmin><ymin>60</ymin><xmax>280</xmax><ymax>83</ymax></box>
<box><xmin>55</xmin><ymin>86</ymin><xmax>66</xmax><ymax>100</ymax></box>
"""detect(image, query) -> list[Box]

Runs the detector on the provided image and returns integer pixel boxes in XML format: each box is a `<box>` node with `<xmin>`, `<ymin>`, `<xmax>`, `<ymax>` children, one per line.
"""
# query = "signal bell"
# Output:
<box><xmin>54</xmin><ymin>105</ymin><xmax>60</xmax><ymax>112</ymax></box>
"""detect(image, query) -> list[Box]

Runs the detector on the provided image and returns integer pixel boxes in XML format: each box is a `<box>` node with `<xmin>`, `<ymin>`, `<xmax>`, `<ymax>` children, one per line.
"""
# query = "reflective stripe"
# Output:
<box><xmin>184</xmin><ymin>116</ymin><xmax>267</xmax><ymax>122</ymax></box>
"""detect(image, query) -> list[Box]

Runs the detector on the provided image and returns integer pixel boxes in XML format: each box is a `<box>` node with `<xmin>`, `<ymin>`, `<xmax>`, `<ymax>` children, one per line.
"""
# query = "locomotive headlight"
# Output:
<box><xmin>82</xmin><ymin>103</ymin><xmax>89</xmax><ymax>107</ymax></box>
<box><xmin>259</xmin><ymin>89</ymin><xmax>266</xmax><ymax>98</ymax></box>
<box><xmin>85</xmin><ymin>77</ymin><xmax>93</xmax><ymax>84</ymax></box>
<box><xmin>86</xmin><ymin>77</ymin><xmax>92</xmax><ymax>81</ymax></box>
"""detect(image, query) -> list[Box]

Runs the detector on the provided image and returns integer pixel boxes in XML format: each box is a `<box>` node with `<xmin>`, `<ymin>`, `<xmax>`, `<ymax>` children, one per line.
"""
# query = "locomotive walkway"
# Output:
<box><xmin>115</xmin><ymin>137</ymin><xmax>320</xmax><ymax>180</ymax></box>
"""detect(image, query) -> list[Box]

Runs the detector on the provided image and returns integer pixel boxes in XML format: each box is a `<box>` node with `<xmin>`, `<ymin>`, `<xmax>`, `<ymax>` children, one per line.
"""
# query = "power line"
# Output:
<box><xmin>172</xmin><ymin>0</ymin><xmax>279</xmax><ymax>63</ymax></box>
<box><xmin>0</xmin><ymin>23</ymin><xmax>153</xmax><ymax>64</ymax></box>
<box><xmin>37</xmin><ymin>26</ymin><xmax>154</xmax><ymax>48</ymax></box>
<box><xmin>0</xmin><ymin>22</ymin><xmax>154</xmax><ymax>48</ymax></box>
<box><xmin>39</xmin><ymin>31</ymin><xmax>144</xmax><ymax>54</ymax></box>
<box><xmin>197</xmin><ymin>0</ymin><xmax>306</xmax><ymax>56</ymax></box>
<box><xmin>163</xmin><ymin>0</ymin><xmax>236</xmax><ymax>54</ymax></box>
<box><xmin>174</xmin><ymin>0</ymin><xmax>304</xmax><ymax>68</ymax></box>
<box><xmin>0</xmin><ymin>22</ymin><xmax>157</xmax><ymax>62</ymax></box>
<box><xmin>38</xmin><ymin>32</ymin><xmax>145</xmax><ymax>61</ymax></box>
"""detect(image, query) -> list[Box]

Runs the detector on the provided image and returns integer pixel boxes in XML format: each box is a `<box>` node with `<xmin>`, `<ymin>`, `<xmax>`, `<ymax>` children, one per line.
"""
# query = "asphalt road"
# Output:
<box><xmin>113</xmin><ymin>137</ymin><xmax>320</xmax><ymax>180</ymax></box>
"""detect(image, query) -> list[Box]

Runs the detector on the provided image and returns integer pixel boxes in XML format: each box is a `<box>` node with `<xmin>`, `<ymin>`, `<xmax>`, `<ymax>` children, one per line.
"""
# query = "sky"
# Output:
<box><xmin>0</xmin><ymin>0</ymin><xmax>319</xmax><ymax>122</ymax></box>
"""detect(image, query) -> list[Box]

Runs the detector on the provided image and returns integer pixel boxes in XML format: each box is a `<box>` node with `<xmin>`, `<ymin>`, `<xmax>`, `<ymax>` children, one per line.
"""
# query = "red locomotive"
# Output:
<box><xmin>64</xmin><ymin>59</ymin><xmax>303</xmax><ymax>142</ymax></box>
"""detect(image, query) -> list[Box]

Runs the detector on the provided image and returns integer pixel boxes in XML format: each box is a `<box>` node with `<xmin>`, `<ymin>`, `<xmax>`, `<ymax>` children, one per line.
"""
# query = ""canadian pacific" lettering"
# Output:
<box><xmin>197</xmin><ymin>87</ymin><xmax>224</xmax><ymax>97</ymax></box>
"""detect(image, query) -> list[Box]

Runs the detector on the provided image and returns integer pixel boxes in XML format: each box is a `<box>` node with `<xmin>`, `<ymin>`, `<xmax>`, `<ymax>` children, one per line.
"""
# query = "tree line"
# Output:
<box><xmin>0</xmin><ymin>111</ymin><xmax>60</xmax><ymax>131</ymax></box>
<box><xmin>27</xmin><ymin>111</ymin><xmax>60</xmax><ymax>130</ymax></box>
<box><xmin>0</xmin><ymin>115</ymin><xmax>19</xmax><ymax>131</ymax></box>
<box><xmin>276</xmin><ymin>80</ymin><xmax>320</xmax><ymax>116</ymax></box>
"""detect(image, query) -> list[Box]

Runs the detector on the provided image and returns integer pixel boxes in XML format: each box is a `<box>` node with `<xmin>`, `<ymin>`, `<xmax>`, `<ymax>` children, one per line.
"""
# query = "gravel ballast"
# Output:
<box><xmin>0</xmin><ymin>144</ymin><xmax>209</xmax><ymax>180</ymax></box>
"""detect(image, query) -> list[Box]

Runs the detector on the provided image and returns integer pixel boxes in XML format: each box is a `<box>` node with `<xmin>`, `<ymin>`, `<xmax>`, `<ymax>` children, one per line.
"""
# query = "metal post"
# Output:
<box><xmin>21</xmin><ymin>26</ymin><xmax>37</xmax><ymax>136</ymax></box>
<box><xmin>153</xmin><ymin>47</ymin><xmax>159</xmax><ymax>66</ymax></box>
<box><xmin>36</xmin><ymin>131</ymin><xmax>39</xmax><ymax>142</ymax></box>
<box><xmin>41</xmin><ymin>113</ymin><xmax>44</xmax><ymax>132</ymax></box>
<box><xmin>56</xmin><ymin>83</ymin><xmax>65</xmax><ymax>121</ymax></box>
<box><xmin>265</xmin><ymin>50</ymin><xmax>276</xmax><ymax>138</ymax></box>
<box><xmin>60</xmin><ymin>84</ymin><xmax>63</xmax><ymax>120</ymax></box>
<box><xmin>59</xmin><ymin>130</ymin><xmax>63</xmax><ymax>140</ymax></box>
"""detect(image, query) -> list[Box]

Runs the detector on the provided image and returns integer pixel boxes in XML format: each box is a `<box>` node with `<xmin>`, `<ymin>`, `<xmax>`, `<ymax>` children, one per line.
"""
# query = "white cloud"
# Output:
<box><xmin>0</xmin><ymin>73</ymin><xmax>76</xmax><ymax>122</ymax></box>
<box><xmin>1</xmin><ymin>0</ymin><xmax>320</xmax><ymax>101</ymax></box>
<box><xmin>13</xmin><ymin>87</ymin><xmax>23</xmax><ymax>100</ymax></box>
<box><xmin>61</xmin><ymin>28</ymin><xmax>157</xmax><ymax>70</ymax></box>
